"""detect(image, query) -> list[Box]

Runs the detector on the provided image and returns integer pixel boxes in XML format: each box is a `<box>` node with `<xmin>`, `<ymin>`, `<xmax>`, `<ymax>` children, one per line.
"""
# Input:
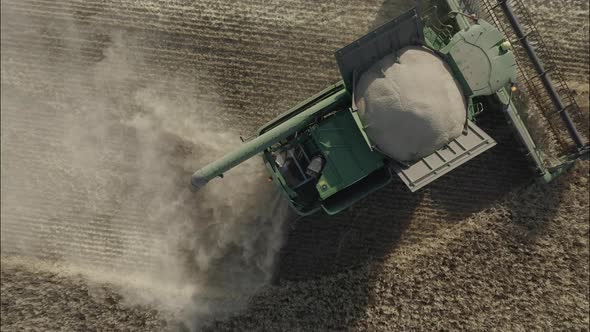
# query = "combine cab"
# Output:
<box><xmin>191</xmin><ymin>0</ymin><xmax>588</xmax><ymax>215</ymax></box>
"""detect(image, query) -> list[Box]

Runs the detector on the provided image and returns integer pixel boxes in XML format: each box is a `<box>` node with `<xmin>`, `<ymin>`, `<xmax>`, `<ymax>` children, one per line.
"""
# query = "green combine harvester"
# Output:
<box><xmin>192</xmin><ymin>0</ymin><xmax>588</xmax><ymax>215</ymax></box>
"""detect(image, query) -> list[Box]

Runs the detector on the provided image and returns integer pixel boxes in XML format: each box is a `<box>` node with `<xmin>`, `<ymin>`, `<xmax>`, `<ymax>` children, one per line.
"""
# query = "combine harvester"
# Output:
<box><xmin>192</xmin><ymin>0</ymin><xmax>588</xmax><ymax>215</ymax></box>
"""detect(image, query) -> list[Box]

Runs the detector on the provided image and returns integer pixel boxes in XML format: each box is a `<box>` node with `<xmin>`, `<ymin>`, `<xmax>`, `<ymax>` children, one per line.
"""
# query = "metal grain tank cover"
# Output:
<box><xmin>334</xmin><ymin>7</ymin><xmax>424</xmax><ymax>93</ymax></box>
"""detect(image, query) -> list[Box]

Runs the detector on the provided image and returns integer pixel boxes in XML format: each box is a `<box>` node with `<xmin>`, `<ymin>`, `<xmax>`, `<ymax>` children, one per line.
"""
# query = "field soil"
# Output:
<box><xmin>1</xmin><ymin>0</ymin><xmax>589</xmax><ymax>331</ymax></box>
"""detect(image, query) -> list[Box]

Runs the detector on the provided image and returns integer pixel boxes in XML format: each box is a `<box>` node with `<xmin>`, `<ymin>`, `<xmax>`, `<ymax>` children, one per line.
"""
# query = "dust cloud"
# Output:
<box><xmin>0</xmin><ymin>0</ymin><xmax>290</xmax><ymax>329</ymax></box>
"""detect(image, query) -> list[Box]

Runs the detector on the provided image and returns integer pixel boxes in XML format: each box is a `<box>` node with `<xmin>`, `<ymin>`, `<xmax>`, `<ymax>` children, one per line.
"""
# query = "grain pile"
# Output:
<box><xmin>355</xmin><ymin>46</ymin><xmax>467</xmax><ymax>162</ymax></box>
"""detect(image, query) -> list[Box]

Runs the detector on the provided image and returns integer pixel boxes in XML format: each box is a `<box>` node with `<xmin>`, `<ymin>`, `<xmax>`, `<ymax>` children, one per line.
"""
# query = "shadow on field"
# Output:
<box><xmin>504</xmin><ymin>162</ymin><xmax>583</xmax><ymax>243</ymax></box>
<box><xmin>276</xmin><ymin>179</ymin><xmax>424</xmax><ymax>281</ymax></box>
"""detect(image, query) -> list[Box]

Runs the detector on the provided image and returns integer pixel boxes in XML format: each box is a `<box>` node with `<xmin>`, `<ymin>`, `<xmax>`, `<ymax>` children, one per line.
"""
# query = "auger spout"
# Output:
<box><xmin>190</xmin><ymin>88</ymin><xmax>348</xmax><ymax>191</ymax></box>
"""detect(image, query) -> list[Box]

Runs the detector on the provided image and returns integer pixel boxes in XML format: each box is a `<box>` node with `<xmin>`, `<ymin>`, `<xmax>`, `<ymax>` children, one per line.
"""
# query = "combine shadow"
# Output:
<box><xmin>276</xmin><ymin>177</ymin><xmax>425</xmax><ymax>281</ymax></box>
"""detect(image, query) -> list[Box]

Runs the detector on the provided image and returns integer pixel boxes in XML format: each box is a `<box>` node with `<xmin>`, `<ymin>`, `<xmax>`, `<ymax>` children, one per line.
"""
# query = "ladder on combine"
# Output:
<box><xmin>475</xmin><ymin>0</ymin><xmax>588</xmax><ymax>161</ymax></box>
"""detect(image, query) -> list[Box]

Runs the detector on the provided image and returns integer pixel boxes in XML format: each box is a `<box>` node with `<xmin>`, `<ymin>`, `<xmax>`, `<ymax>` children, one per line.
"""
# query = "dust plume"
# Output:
<box><xmin>0</xmin><ymin>0</ymin><xmax>290</xmax><ymax>329</ymax></box>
